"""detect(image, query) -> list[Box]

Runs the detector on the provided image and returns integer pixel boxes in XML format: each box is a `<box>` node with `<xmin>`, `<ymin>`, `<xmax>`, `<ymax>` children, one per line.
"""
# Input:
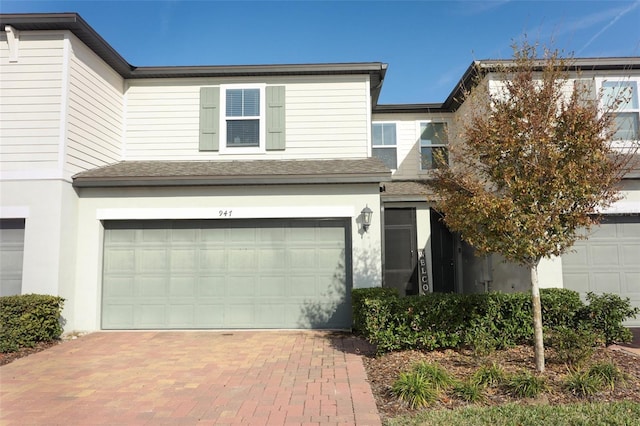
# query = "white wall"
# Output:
<box><xmin>65</xmin><ymin>34</ymin><xmax>124</xmax><ymax>179</ymax></box>
<box><xmin>71</xmin><ymin>183</ymin><xmax>382</xmax><ymax>331</ymax></box>
<box><xmin>0</xmin><ymin>31</ymin><xmax>65</xmax><ymax>178</ymax></box>
<box><xmin>124</xmin><ymin>75</ymin><xmax>371</xmax><ymax>161</ymax></box>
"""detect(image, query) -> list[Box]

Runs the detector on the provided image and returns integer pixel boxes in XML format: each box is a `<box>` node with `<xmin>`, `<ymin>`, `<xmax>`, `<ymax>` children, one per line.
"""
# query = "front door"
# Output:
<box><xmin>383</xmin><ymin>208</ymin><xmax>418</xmax><ymax>296</ymax></box>
<box><xmin>430</xmin><ymin>210</ymin><xmax>456</xmax><ymax>293</ymax></box>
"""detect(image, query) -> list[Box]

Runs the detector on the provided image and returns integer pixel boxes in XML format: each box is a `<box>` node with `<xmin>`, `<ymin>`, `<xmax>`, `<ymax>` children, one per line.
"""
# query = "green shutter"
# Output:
<box><xmin>266</xmin><ymin>86</ymin><xmax>286</xmax><ymax>151</ymax></box>
<box><xmin>575</xmin><ymin>78</ymin><xmax>597</xmax><ymax>103</ymax></box>
<box><xmin>199</xmin><ymin>87</ymin><xmax>220</xmax><ymax>151</ymax></box>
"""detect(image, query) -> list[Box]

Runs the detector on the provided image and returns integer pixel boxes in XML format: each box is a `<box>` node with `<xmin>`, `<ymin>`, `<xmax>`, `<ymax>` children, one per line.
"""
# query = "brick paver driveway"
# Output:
<box><xmin>0</xmin><ymin>331</ymin><xmax>381</xmax><ymax>425</ymax></box>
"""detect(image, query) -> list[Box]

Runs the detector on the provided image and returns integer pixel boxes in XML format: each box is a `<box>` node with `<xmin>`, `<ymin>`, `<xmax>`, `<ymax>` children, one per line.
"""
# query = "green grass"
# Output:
<box><xmin>384</xmin><ymin>401</ymin><xmax>640</xmax><ymax>426</ymax></box>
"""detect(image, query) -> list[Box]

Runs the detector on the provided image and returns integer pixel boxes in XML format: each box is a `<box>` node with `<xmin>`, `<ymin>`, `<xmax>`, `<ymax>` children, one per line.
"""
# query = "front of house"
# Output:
<box><xmin>0</xmin><ymin>13</ymin><xmax>638</xmax><ymax>331</ymax></box>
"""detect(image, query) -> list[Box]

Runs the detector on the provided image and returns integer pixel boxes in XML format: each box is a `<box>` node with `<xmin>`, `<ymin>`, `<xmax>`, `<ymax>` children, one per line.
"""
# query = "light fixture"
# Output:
<box><xmin>361</xmin><ymin>205</ymin><xmax>373</xmax><ymax>232</ymax></box>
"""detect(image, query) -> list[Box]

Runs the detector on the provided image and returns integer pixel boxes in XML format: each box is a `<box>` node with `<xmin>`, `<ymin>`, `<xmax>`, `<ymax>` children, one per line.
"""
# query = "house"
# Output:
<box><xmin>0</xmin><ymin>13</ymin><xmax>638</xmax><ymax>331</ymax></box>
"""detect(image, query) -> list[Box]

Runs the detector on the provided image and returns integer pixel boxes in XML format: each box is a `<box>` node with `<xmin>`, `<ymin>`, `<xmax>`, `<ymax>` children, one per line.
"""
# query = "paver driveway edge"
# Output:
<box><xmin>0</xmin><ymin>331</ymin><xmax>382</xmax><ymax>425</ymax></box>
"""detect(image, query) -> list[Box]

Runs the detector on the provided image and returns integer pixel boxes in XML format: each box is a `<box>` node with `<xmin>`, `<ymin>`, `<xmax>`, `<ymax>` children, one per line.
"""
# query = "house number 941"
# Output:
<box><xmin>219</xmin><ymin>210</ymin><xmax>232</xmax><ymax>217</ymax></box>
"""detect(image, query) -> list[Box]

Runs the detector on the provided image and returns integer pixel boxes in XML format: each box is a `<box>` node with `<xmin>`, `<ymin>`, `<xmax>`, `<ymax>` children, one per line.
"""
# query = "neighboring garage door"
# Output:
<box><xmin>562</xmin><ymin>216</ymin><xmax>640</xmax><ymax>326</ymax></box>
<box><xmin>102</xmin><ymin>219</ymin><xmax>350</xmax><ymax>330</ymax></box>
<box><xmin>0</xmin><ymin>219</ymin><xmax>25</xmax><ymax>297</ymax></box>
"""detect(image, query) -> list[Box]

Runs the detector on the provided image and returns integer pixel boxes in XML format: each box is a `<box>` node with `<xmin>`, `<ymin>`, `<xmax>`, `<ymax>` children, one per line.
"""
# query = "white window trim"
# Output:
<box><xmin>372</xmin><ymin>121</ymin><xmax>398</xmax><ymax>170</ymax></box>
<box><xmin>595</xmin><ymin>76</ymin><xmax>640</xmax><ymax>144</ymax></box>
<box><xmin>417</xmin><ymin>120</ymin><xmax>450</xmax><ymax>172</ymax></box>
<box><xmin>219</xmin><ymin>83</ymin><xmax>267</xmax><ymax>154</ymax></box>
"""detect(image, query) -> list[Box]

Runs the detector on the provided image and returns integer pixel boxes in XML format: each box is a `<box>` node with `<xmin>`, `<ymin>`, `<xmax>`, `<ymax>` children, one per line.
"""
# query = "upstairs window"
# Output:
<box><xmin>225</xmin><ymin>88</ymin><xmax>261</xmax><ymax>147</ymax></box>
<box><xmin>602</xmin><ymin>80</ymin><xmax>639</xmax><ymax>141</ymax></box>
<box><xmin>420</xmin><ymin>122</ymin><xmax>448</xmax><ymax>170</ymax></box>
<box><xmin>372</xmin><ymin>123</ymin><xmax>397</xmax><ymax>169</ymax></box>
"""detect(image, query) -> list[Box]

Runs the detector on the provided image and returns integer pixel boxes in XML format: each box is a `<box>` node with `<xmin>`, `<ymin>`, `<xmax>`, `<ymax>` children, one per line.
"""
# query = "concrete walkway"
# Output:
<box><xmin>0</xmin><ymin>331</ymin><xmax>381</xmax><ymax>425</ymax></box>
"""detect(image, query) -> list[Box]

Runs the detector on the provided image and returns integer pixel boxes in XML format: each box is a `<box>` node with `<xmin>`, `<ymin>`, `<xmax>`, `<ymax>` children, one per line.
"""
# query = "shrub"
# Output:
<box><xmin>351</xmin><ymin>288</ymin><xmax>587</xmax><ymax>353</ymax></box>
<box><xmin>412</xmin><ymin>362</ymin><xmax>455</xmax><ymax>390</ymax></box>
<box><xmin>452</xmin><ymin>379</ymin><xmax>486</xmax><ymax>403</ymax></box>
<box><xmin>473</xmin><ymin>363</ymin><xmax>506</xmax><ymax>388</ymax></box>
<box><xmin>564</xmin><ymin>369</ymin><xmax>603</xmax><ymax>397</ymax></box>
<box><xmin>588</xmin><ymin>361</ymin><xmax>625</xmax><ymax>390</ymax></box>
<box><xmin>506</xmin><ymin>371</ymin><xmax>547</xmax><ymax>398</ymax></box>
<box><xmin>391</xmin><ymin>372</ymin><xmax>438</xmax><ymax>409</ymax></box>
<box><xmin>545</xmin><ymin>325</ymin><xmax>601</xmax><ymax>366</ymax></box>
<box><xmin>0</xmin><ymin>294</ymin><xmax>65</xmax><ymax>353</ymax></box>
<box><xmin>584</xmin><ymin>292</ymin><xmax>640</xmax><ymax>345</ymax></box>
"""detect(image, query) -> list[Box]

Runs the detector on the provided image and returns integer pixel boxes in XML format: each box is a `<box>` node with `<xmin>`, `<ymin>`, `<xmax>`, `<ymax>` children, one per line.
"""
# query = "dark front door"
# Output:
<box><xmin>384</xmin><ymin>208</ymin><xmax>418</xmax><ymax>296</ymax></box>
<box><xmin>430</xmin><ymin>210</ymin><xmax>456</xmax><ymax>293</ymax></box>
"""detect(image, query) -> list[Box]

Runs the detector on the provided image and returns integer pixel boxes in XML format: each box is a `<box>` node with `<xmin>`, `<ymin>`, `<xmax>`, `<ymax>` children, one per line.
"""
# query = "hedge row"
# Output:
<box><xmin>0</xmin><ymin>294</ymin><xmax>65</xmax><ymax>353</ymax></box>
<box><xmin>352</xmin><ymin>288</ymin><xmax>638</xmax><ymax>353</ymax></box>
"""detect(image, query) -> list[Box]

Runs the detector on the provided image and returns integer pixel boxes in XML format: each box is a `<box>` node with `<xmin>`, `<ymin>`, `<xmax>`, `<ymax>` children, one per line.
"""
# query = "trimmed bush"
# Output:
<box><xmin>0</xmin><ymin>294</ymin><xmax>65</xmax><ymax>353</ymax></box>
<box><xmin>546</xmin><ymin>325</ymin><xmax>601</xmax><ymax>366</ymax></box>
<box><xmin>583</xmin><ymin>292</ymin><xmax>639</xmax><ymax>345</ymax></box>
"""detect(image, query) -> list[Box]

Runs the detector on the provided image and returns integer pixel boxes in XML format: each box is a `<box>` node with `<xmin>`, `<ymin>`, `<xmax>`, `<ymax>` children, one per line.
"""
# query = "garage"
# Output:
<box><xmin>102</xmin><ymin>218</ymin><xmax>351</xmax><ymax>330</ymax></box>
<box><xmin>0</xmin><ymin>218</ymin><xmax>25</xmax><ymax>297</ymax></box>
<box><xmin>562</xmin><ymin>216</ymin><xmax>640</xmax><ymax>326</ymax></box>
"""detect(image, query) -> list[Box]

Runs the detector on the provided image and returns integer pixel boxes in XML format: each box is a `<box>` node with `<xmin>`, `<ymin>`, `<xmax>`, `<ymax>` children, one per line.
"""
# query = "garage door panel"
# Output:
<box><xmin>622</xmin><ymin>245</ymin><xmax>640</xmax><ymax>264</ymax></box>
<box><xmin>102</xmin><ymin>219</ymin><xmax>350</xmax><ymax>329</ymax></box>
<box><xmin>563</xmin><ymin>216</ymin><xmax>640</xmax><ymax>326</ymax></box>
<box><xmin>591</xmin><ymin>245</ymin><xmax>620</xmax><ymax>266</ymax></box>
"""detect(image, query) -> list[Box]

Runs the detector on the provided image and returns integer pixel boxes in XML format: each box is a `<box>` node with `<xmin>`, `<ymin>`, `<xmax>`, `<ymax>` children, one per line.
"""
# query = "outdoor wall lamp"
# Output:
<box><xmin>361</xmin><ymin>205</ymin><xmax>373</xmax><ymax>232</ymax></box>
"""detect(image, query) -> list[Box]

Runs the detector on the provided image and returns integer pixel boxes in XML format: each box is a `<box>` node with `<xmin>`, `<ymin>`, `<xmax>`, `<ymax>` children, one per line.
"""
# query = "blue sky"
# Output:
<box><xmin>2</xmin><ymin>0</ymin><xmax>639</xmax><ymax>104</ymax></box>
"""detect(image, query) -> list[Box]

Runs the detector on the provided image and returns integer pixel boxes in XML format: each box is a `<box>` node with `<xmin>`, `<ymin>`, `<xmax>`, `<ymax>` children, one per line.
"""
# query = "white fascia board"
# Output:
<box><xmin>96</xmin><ymin>205</ymin><xmax>355</xmax><ymax>220</ymax></box>
<box><xmin>598</xmin><ymin>201</ymin><xmax>640</xmax><ymax>214</ymax></box>
<box><xmin>0</xmin><ymin>206</ymin><xmax>30</xmax><ymax>218</ymax></box>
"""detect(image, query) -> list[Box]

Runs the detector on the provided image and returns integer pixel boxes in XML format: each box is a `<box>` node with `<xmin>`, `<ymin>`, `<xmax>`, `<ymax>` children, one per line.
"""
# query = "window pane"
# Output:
<box><xmin>420</xmin><ymin>122</ymin><xmax>448</xmax><ymax>145</ymax></box>
<box><xmin>243</xmin><ymin>89</ymin><xmax>260</xmax><ymax>116</ymax></box>
<box><xmin>227</xmin><ymin>120</ymin><xmax>259</xmax><ymax>146</ymax></box>
<box><xmin>421</xmin><ymin>146</ymin><xmax>448</xmax><ymax>170</ymax></box>
<box><xmin>382</xmin><ymin>124</ymin><xmax>396</xmax><ymax>146</ymax></box>
<box><xmin>226</xmin><ymin>89</ymin><xmax>243</xmax><ymax>116</ymax></box>
<box><xmin>372</xmin><ymin>124</ymin><xmax>383</xmax><ymax>146</ymax></box>
<box><xmin>373</xmin><ymin>147</ymin><xmax>397</xmax><ymax>169</ymax></box>
<box><xmin>226</xmin><ymin>89</ymin><xmax>260</xmax><ymax>117</ymax></box>
<box><xmin>602</xmin><ymin>81</ymin><xmax>638</xmax><ymax>110</ymax></box>
<box><xmin>611</xmin><ymin>112</ymin><xmax>639</xmax><ymax>140</ymax></box>
<box><xmin>372</xmin><ymin>123</ymin><xmax>396</xmax><ymax>146</ymax></box>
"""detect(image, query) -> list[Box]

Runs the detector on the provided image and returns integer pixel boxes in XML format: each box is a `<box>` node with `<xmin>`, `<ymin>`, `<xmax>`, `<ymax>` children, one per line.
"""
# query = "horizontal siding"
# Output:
<box><xmin>372</xmin><ymin>112</ymin><xmax>454</xmax><ymax>180</ymax></box>
<box><xmin>0</xmin><ymin>32</ymin><xmax>64</xmax><ymax>173</ymax></box>
<box><xmin>65</xmin><ymin>34</ymin><xmax>124</xmax><ymax>177</ymax></box>
<box><xmin>124</xmin><ymin>76</ymin><xmax>370</xmax><ymax>160</ymax></box>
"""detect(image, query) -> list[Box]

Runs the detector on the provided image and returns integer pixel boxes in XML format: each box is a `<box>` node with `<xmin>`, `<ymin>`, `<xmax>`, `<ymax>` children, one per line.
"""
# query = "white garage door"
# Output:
<box><xmin>102</xmin><ymin>219</ymin><xmax>350</xmax><ymax>329</ymax></box>
<box><xmin>0</xmin><ymin>219</ymin><xmax>24</xmax><ymax>296</ymax></box>
<box><xmin>562</xmin><ymin>216</ymin><xmax>640</xmax><ymax>326</ymax></box>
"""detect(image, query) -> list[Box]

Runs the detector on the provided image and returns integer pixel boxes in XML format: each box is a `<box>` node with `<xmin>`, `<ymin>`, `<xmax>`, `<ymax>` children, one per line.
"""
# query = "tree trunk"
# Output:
<box><xmin>530</xmin><ymin>261</ymin><xmax>545</xmax><ymax>373</ymax></box>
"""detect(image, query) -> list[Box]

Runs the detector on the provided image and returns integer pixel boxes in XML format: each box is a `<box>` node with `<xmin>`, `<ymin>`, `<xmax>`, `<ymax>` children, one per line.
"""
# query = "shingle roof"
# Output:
<box><xmin>381</xmin><ymin>180</ymin><xmax>437</xmax><ymax>201</ymax></box>
<box><xmin>72</xmin><ymin>158</ymin><xmax>391</xmax><ymax>187</ymax></box>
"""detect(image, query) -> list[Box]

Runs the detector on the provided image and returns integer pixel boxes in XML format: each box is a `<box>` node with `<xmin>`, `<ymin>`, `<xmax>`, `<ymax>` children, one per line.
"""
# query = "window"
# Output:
<box><xmin>420</xmin><ymin>122</ymin><xmax>448</xmax><ymax>170</ymax></box>
<box><xmin>219</xmin><ymin>84</ymin><xmax>266</xmax><ymax>153</ymax></box>
<box><xmin>601</xmin><ymin>80</ymin><xmax>639</xmax><ymax>141</ymax></box>
<box><xmin>372</xmin><ymin>123</ymin><xmax>397</xmax><ymax>169</ymax></box>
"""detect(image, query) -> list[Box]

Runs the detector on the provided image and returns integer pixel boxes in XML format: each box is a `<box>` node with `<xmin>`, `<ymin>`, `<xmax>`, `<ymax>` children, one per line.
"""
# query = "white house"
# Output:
<box><xmin>1</xmin><ymin>13</ymin><xmax>638</xmax><ymax>331</ymax></box>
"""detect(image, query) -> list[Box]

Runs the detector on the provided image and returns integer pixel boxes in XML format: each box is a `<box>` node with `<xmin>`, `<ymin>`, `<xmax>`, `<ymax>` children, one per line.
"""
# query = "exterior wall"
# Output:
<box><xmin>0</xmin><ymin>180</ymin><xmax>78</xmax><ymax>318</ymax></box>
<box><xmin>372</xmin><ymin>112</ymin><xmax>454</xmax><ymax>180</ymax></box>
<box><xmin>71</xmin><ymin>183</ymin><xmax>382</xmax><ymax>331</ymax></box>
<box><xmin>65</xmin><ymin>34</ymin><xmax>124</xmax><ymax>179</ymax></box>
<box><xmin>124</xmin><ymin>76</ymin><xmax>371</xmax><ymax>161</ymax></box>
<box><xmin>0</xmin><ymin>31</ymin><xmax>66</xmax><ymax>178</ymax></box>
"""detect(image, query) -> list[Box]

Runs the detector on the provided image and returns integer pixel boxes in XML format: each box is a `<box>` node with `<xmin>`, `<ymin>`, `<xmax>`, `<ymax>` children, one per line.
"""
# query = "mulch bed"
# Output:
<box><xmin>0</xmin><ymin>340</ymin><xmax>61</xmax><ymax>366</ymax></box>
<box><xmin>362</xmin><ymin>345</ymin><xmax>640</xmax><ymax>421</ymax></box>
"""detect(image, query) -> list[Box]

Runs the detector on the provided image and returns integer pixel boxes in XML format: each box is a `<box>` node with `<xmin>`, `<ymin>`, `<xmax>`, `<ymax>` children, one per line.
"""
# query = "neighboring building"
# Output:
<box><xmin>0</xmin><ymin>13</ymin><xmax>638</xmax><ymax>330</ymax></box>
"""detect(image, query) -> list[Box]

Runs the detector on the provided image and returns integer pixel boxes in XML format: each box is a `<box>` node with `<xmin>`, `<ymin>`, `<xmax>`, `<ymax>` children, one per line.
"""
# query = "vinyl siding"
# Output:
<box><xmin>65</xmin><ymin>34</ymin><xmax>124</xmax><ymax>177</ymax></box>
<box><xmin>0</xmin><ymin>32</ymin><xmax>64</xmax><ymax>173</ymax></box>
<box><xmin>372</xmin><ymin>112</ymin><xmax>454</xmax><ymax>180</ymax></box>
<box><xmin>124</xmin><ymin>76</ymin><xmax>370</xmax><ymax>160</ymax></box>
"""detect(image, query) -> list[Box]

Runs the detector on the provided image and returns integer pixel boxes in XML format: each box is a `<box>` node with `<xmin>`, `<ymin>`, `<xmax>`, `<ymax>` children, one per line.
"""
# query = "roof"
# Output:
<box><xmin>381</xmin><ymin>180</ymin><xmax>437</xmax><ymax>202</ymax></box>
<box><xmin>375</xmin><ymin>56</ymin><xmax>640</xmax><ymax>113</ymax></box>
<box><xmin>0</xmin><ymin>13</ymin><xmax>388</xmax><ymax>104</ymax></box>
<box><xmin>72</xmin><ymin>158</ymin><xmax>392</xmax><ymax>188</ymax></box>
